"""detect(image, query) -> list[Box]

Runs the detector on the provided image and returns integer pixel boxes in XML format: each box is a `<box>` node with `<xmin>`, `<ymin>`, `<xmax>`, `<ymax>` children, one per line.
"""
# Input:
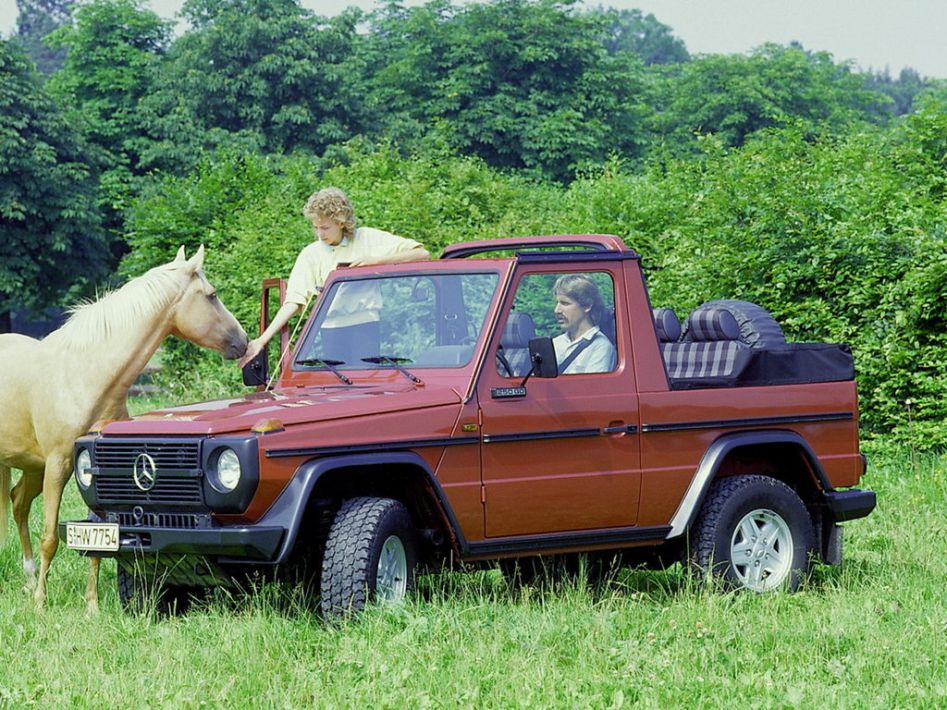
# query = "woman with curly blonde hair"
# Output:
<box><xmin>239</xmin><ymin>187</ymin><xmax>430</xmax><ymax>367</ymax></box>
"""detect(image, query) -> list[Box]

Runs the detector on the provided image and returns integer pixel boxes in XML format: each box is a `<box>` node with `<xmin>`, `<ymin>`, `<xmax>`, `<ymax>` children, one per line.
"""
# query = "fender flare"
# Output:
<box><xmin>256</xmin><ymin>452</ymin><xmax>467</xmax><ymax>564</ymax></box>
<box><xmin>666</xmin><ymin>430</ymin><xmax>831</xmax><ymax>539</ymax></box>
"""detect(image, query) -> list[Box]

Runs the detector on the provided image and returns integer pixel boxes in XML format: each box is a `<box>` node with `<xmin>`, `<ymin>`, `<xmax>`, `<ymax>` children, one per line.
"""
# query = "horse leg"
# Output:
<box><xmin>34</xmin><ymin>453</ymin><xmax>71</xmax><ymax>609</ymax></box>
<box><xmin>85</xmin><ymin>557</ymin><xmax>101</xmax><ymax>615</ymax></box>
<box><xmin>11</xmin><ymin>467</ymin><xmax>43</xmax><ymax>587</ymax></box>
<box><xmin>0</xmin><ymin>464</ymin><xmax>10</xmax><ymax>546</ymax></box>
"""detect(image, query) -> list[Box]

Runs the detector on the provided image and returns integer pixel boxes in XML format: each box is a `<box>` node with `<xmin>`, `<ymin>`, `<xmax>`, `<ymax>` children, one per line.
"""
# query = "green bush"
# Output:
<box><xmin>121</xmin><ymin>114</ymin><xmax>947</xmax><ymax>449</ymax></box>
<box><xmin>557</xmin><ymin>122</ymin><xmax>945</xmax><ymax>447</ymax></box>
<box><xmin>122</xmin><ymin>144</ymin><xmax>566</xmax><ymax>392</ymax></box>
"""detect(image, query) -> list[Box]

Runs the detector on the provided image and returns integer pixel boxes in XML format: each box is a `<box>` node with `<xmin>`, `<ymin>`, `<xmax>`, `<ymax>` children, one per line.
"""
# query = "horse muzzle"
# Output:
<box><xmin>223</xmin><ymin>331</ymin><xmax>249</xmax><ymax>360</ymax></box>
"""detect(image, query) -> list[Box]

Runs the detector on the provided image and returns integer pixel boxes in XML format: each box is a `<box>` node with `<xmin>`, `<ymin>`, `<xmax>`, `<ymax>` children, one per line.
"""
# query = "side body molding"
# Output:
<box><xmin>251</xmin><ymin>452</ymin><xmax>465</xmax><ymax>565</ymax></box>
<box><xmin>665</xmin><ymin>430</ymin><xmax>832</xmax><ymax>539</ymax></box>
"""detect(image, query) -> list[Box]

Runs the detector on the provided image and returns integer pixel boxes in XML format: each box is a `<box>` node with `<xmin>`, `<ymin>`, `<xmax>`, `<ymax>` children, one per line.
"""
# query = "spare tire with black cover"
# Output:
<box><xmin>685</xmin><ymin>299</ymin><xmax>786</xmax><ymax>348</ymax></box>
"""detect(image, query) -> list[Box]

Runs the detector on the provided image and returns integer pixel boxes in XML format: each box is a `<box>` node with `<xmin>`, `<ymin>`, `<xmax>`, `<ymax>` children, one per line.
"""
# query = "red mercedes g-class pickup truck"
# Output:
<box><xmin>63</xmin><ymin>235</ymin><xmax>875</xmax><ymax>615</ymax></box>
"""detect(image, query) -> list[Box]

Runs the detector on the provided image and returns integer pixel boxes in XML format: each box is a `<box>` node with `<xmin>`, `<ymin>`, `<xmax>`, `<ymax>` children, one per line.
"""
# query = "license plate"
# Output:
<box><xmin>66</xmin><ymin>522</ymin><xmax>120</xmax><ymax>552</ymax></box>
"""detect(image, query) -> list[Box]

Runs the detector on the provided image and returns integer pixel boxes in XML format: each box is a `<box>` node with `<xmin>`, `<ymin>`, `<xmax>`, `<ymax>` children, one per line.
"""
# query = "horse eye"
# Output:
<box><xmin>207</xmin><ymin>291</ymin><xmax>218</xmax><ymax>300</ymax></box>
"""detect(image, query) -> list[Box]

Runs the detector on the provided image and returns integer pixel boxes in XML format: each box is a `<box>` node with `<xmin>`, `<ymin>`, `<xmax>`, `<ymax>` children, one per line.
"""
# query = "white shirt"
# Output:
<box><xmin>284</xmin><ymin>226</ymin><xmax>422</xmax><ymax>328</ymax></box>
<box><xmin>284</xmin><ymin>227</ymin><xmax>422</xmax><ymax>307</ymax></box>
<box><xmin>553</xmin><ymin>326</ymin><xmax>616</xmax><ymax>374</ymax></box>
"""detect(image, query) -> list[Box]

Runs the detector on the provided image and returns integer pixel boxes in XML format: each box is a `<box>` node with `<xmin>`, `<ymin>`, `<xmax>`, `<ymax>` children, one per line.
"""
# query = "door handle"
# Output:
<box><xmin>602</xmin><ymin>423</ymin><xmax>638</xmax><ymax>435</ymax></box>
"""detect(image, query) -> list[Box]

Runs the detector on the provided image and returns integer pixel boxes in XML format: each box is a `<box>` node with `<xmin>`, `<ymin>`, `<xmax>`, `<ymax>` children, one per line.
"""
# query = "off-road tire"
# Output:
<box><xmin>320</xmin><ymin>497</ymin><xmax>417</xmax><ymax>618</ymax></box>
<box><xmin>689</xmin><ymin>475</ymin><xmax>814</xmax><ymax>592</ymax></box>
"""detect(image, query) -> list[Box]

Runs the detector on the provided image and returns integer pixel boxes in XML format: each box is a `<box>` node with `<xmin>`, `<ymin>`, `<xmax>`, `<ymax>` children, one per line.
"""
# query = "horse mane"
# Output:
<box><xmin>45</xmin><ymin>262</ymin><xmax>188</xmax><ymax>350</ymax></box>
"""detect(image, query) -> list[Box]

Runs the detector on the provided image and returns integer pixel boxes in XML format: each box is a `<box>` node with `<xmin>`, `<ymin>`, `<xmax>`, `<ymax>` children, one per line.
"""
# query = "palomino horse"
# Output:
<box><xmin>0</xmin><ymin>246</ymin><xmax>247</xmax><ymax>610</ymax></box>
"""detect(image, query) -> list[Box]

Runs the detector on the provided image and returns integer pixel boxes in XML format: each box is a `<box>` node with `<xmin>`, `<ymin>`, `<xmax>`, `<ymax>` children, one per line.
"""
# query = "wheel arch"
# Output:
<box><xmin>666</xmin><ymin>430</ymin><xmax>831</xmax><ymax>539</ymax></box>
<box><xmin>263</xmin><ymin>452</ymin><xmax>464</xmax><ymax>565</ymax></box>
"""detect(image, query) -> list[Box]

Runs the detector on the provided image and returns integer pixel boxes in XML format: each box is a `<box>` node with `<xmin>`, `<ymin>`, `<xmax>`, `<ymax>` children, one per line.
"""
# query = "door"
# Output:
<box><xmin>478</xmin><ymin>267</ymin><xmax>642</xmax><ymax>538</ymax></box>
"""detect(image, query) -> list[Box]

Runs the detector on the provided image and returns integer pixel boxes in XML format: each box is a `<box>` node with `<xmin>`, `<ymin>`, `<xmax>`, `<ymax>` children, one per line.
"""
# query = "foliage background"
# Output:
<box><xmin>122</xmin><ymin>119</ymin><xmax>947</xmax><ymax>447</ymax></box>
<box><xmin>1</xmin><ymin>0</ymin><xmax>946</xmax><ymax>446</ymax></box>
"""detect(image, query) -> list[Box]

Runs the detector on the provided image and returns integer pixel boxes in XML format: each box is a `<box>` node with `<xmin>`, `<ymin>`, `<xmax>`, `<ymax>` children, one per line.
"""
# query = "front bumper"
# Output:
<box><xmin>59</xmin><ymin>520</ymin><xmax>285</xmax><ymax>562</ymax></box>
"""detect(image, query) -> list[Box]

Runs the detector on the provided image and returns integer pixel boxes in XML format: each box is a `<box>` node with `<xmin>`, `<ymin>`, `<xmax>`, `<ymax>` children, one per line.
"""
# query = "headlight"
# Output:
<box><xmin>201</xmin><ymin>437</ymin><xmax>259</xmax><ymax>512</ymax></box>
<box><xmin>75</xmin><ymin>448</ymin><xmax>93</xmax><ymax>489</ymax></box>
<box><xmin>210</xmin><ymin>447</ymin><xmax>242</xmax><ymax>492</ymax></box>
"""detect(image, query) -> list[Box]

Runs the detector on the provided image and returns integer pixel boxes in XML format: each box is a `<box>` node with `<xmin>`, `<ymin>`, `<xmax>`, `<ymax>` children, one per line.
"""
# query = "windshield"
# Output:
<box><xmin>294</xmin><ymin>271</ymin><xmax>500</xmax><ymax>370</ymax></box>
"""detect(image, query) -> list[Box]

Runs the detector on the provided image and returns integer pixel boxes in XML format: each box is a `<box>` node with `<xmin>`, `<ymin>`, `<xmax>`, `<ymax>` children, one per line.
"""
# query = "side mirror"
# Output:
<box><xmin>527</xmin><ymin>337</ymin><xmax>559</xmax><ymax>379</ymax></box>
<box><xmin>242</xmin><ymin>348</ymin><xmax>268</xmax><ymax>387</ymax></box>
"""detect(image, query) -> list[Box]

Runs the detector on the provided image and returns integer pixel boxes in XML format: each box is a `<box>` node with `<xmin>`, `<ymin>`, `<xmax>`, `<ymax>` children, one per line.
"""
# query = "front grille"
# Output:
<box><xmin>95</xmin><ymin>473</ymin><xmax>203</xmax><ymax>504</ymax></box>
<box><xmin>113</xmin><ymin>512</ymin><xmax>211</xmax><ymax>529</ymax></box>
<box><xmin>94</xmin><ymin>440</ymin><xmax>200</xmax><ymax>471</ymax></box>
<box><xmin>92</xmin><ymin>438</ymin><xmax>205</xmax><ymax>507</ymax></box>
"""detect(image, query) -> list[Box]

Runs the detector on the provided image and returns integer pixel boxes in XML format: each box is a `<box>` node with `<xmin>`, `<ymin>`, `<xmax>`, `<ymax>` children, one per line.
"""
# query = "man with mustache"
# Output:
<box><xmin>552</xmin><ymin>274</ymin><xmax>616</xmax><ymax>375</ymax></box>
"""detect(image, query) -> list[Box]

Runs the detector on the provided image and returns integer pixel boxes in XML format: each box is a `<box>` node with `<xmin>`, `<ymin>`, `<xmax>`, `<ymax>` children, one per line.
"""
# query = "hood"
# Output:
<box><xmin>102</xmin><ymin>382</ymin><xmax>464</xmax><ymax>437</ymax></box>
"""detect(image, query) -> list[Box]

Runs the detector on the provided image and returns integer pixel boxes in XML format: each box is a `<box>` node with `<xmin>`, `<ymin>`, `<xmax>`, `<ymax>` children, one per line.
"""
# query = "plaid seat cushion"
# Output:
<box><xmin>684</xmin><ymin>307</ymin><xmax>740</xmax><ymax>341</ymax></box>
<box><xmin>663</xmin><ymin>340</ymin><xmax>748</xmax><ymax>379</ymax></box>
<box><xmin>664</xmin><ymin>306</ymin><xmax>750</xmax><ymax>380</ymax></box>
<box><xmin>653</xmin><ymin>307</ymin><xmax>682</xmax><ymax>342</ymax></box>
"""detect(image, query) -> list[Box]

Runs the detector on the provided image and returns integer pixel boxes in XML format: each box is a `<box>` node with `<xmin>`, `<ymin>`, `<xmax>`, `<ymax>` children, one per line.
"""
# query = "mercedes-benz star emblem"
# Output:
<box><xmin>133</xmin><ymin>452</ymin><xmax>157</xmax><ymax>492</ymax></box>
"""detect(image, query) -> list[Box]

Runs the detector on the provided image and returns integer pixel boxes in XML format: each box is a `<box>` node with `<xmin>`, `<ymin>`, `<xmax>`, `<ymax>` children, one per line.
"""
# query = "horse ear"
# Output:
<box><xmin>186</xmin><ymin>244</ymin><xmax>206</xmax><ymax>272</ymax></box>
<box><xmin>174</xmin><ymin>245</ymin><xmax>186</xmax><ymax>262</ymax></box>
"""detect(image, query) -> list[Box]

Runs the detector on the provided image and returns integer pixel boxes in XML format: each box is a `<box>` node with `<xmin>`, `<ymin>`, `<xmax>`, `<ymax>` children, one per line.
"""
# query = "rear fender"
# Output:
<box><xmin>666</xmin><ymin>430</ymin><xmax>831</xmax><ymax>539</ymax></box>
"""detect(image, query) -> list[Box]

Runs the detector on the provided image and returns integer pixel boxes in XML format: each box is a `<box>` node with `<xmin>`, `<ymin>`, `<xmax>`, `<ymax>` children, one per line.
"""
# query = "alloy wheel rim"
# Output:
<box><xmin>729</xmin><ymin>508</ymin><xmax>794</xmax><ymax>591</ymax></box>
<box><xmin>375</xmin><ymin>535</ymin><xmax>408</xmax><ymax>602</ymax></box>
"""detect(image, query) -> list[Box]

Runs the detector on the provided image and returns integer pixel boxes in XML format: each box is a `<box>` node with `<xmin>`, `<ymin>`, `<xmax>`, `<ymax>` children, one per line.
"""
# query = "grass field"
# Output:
<box><xmin>0</xmin><ymin>445</ymin><xmax>944</xmax><ymax>708</ymax></box>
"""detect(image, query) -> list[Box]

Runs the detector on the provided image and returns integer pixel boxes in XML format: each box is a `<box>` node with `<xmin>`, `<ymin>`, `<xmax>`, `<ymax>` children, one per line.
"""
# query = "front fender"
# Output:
<box><xmin>257</xmin><ymin>452</ymin><xmax>465</xmax><ymax>564</ymax></box>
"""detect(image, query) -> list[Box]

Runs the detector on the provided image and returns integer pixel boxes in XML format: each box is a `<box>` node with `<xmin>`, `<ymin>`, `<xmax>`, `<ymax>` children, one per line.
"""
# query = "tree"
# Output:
<box><xmin>0</xmin><ymin>40</ymin><xmax>109</xmax><ymax>332</ymax></box>
<box><xmin>363</xmin><ymin>0</ymin><xmax>651</xmax><ymax>180</ymax></box>
<box><xmin>136</xmin><ymin>0</ymin><xmax>365</xmax><ymax>168</ymax></box>
<box><xmin>45</xmin><ymin>0</ymin><xmax>170</xmax><ymax>237</ymax></box>
<box><xmin>864</xmin><ymin>67</ymin><xmax>931</xmax><ymax>116</ymax></box>
<box><xmin>653</xmin><ymin>44</ymin><xmax>891</xmax><ymax>150</ymax></box>
<box><xmin>593</xmin><ymin>7</ymin><xmax>689</xmax><ymax>65</ymax></box>
<box><xmin>14</xmin><ymin>0</ymin><xmax>74</xmax><ymax>75</ymax></box>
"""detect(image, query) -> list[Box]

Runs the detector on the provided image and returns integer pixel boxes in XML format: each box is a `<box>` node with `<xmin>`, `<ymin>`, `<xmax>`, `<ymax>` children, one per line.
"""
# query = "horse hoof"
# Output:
<box><xmin>33</xmin><ymin>587</ymin><xmax>47</xmax><ymax>610</ymax></box>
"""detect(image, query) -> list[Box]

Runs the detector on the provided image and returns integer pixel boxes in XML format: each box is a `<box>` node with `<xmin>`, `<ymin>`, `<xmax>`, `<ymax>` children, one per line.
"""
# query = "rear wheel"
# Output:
<box><xmin>320</xmin><ymin>497</ymin><xmax>418</xmax><ymax>618</ymax></box>
<box><xmin>689</xmin><ymin>475</ymin><xmax>814</xmax><ymax>592</ymax></box>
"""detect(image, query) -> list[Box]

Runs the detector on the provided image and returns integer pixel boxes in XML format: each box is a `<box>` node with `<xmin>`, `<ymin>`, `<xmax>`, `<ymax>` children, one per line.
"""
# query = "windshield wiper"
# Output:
<box><xmin>361</xmin><ymin>356</ymin><xmax>423</xmax><ymax>384</ymax></box>
<box><xmin>295</xmin><ymin>357</ymin><xmax>353</xmax><ymax>385</ymax></box>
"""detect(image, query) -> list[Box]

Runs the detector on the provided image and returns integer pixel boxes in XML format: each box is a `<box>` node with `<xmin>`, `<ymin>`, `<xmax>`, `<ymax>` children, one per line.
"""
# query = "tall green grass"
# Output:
<box><xmin>1</xmin><ymin>448</ymin><xmax>944</xmax><ymax>708</ymax></box>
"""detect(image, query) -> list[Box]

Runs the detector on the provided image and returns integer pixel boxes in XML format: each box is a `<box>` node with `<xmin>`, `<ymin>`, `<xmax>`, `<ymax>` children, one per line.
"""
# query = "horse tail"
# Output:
<box><xmin>0</xmin><ymin>465</ymin><xmax>9</xmax><ymax>545</ymax></box>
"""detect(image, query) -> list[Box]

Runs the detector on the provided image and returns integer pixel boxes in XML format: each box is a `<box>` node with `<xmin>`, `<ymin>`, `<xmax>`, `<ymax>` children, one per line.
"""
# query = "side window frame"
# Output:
<box><xmin>494</xmin><ymin>269</ymin><xmax>618</xmax><ymax>378</ymax></box>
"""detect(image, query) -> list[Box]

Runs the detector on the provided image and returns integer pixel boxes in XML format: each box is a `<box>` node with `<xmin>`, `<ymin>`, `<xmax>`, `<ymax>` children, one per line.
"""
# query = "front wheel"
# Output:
<box><xmin>117</xmin><ymin>562</ymin><xmax>192</xmax><ymax>614</ymax></box>
<box><xmin>689</xmin><ymin>475</ymin><xmax>814</xmax><ymax>592</ymax></box>
<box><xmin>320</xmin><ymin>497</ymin><xmax>418</xmax><ymax>618</ymax></box>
